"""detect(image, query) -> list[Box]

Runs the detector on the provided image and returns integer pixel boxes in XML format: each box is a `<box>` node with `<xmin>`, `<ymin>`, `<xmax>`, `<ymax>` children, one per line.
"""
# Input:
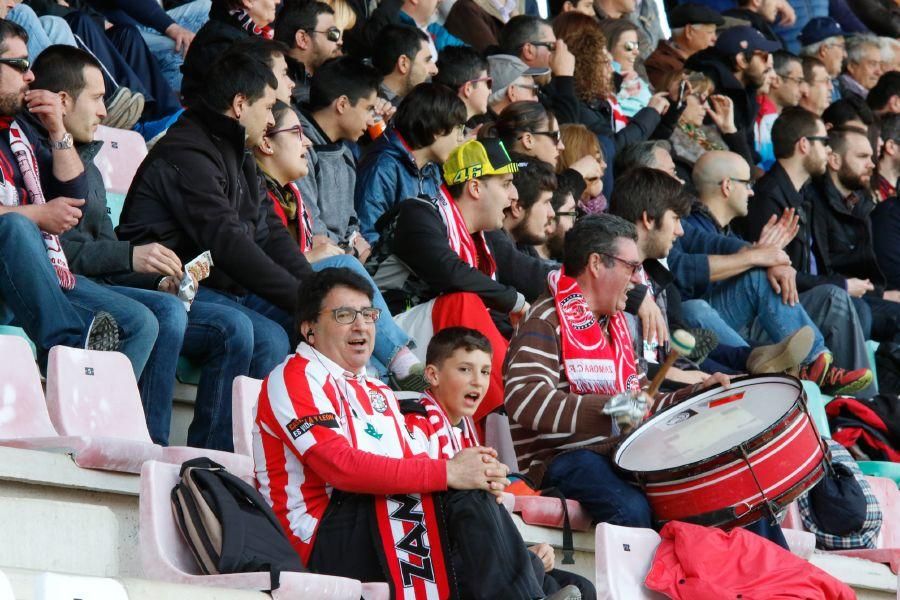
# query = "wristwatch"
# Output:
<box><xmin>51</xmin><ymin>133</ymin><xmax>74</xmax><ymax>151</ymax></box>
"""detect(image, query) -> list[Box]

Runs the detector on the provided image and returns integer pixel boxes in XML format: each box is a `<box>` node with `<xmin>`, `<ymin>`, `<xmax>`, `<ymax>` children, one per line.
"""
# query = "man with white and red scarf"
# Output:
<box><xmin>369</xmin><ymin>138</ymin><xmax>530</xmax><ymax>427</ymax></box>
<box><xmin>0</xmin><ymin>20</ymin><xmax>123</xmax><ymax>363</ymax></box>
<box><xmin>254</xmin><ymin>267</ymin><xmax>579</xmax><ymax>600</ymax></box>
<box><xmin>504</xmin><ymin>214</ymin><xmax>731</xmax><ymax>528</ymax></box>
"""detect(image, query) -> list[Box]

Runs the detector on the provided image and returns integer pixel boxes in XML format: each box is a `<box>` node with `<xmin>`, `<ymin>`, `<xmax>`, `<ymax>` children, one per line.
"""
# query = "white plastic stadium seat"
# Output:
<box><xmin>139</xmin><ymin>460</ymin><xmax>384</xmax><ymax>599</ymax></box>
<box><xmin>594</xmin><ymin>523</ymin><xmax>666</xmax><ymax>600</ymax></box>
<box><xmin>33</xmin><ymin>572</ymin><xmax>128</xmax><ymax>600</ymax></box>
<box><xmin>47</xmin><ymin>346</ymin><xmax>252</xmax><ymax>476</ymax></box>
<box><xmin>232</xmin><ymin>376</ymin><xmax>263</xmax><ymax>460</ymax></box>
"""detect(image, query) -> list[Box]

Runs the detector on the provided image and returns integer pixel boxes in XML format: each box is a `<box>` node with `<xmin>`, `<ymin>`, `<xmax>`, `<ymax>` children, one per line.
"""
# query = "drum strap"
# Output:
<box><xmin>509</xmin><ymin>473</ymin><xmax>576</xmax><ymax>564</ymax></box>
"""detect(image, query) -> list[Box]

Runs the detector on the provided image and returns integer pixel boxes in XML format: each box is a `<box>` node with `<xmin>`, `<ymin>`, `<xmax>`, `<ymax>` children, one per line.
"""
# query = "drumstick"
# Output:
<box><xmin>646</xmin><ymin>330</ymin><xmax>696</xmax><ymax>408</ymax></box>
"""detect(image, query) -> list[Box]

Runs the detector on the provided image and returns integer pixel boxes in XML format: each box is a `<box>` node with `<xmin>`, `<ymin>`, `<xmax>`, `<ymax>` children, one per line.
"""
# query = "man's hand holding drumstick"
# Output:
<box><xmin>603</xmin><ymin>330</ymin><xmax>732</xmax><ymax>434</ymax></box>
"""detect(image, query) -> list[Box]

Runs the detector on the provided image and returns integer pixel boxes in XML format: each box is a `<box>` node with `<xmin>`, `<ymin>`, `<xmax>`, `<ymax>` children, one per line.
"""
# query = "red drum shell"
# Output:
<box><xmin>614</xmin><ymin>374</ymin><xmax>826</xmax><ymax>529</ymax></box>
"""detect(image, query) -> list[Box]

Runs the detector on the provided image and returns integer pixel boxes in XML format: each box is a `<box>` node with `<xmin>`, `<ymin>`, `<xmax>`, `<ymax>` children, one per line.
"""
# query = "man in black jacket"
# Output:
<box><xmin>119</xmin><ymin>51</ymin><xmax>308</xmax><ymax>401</ymax></box>
<box><xmin>31</xmin><ymin>44</ymin><xmax>258</xmax><ymax>451</ymax></box>
<box><xmin>685</xmin><ymin>26</ymin><xmax>779</xmax><ymax>165</ymax></box>
<box><xmin>806</xmin><ymin>126</ymin><xmax>900</xmax><ymax>345</ymax></box>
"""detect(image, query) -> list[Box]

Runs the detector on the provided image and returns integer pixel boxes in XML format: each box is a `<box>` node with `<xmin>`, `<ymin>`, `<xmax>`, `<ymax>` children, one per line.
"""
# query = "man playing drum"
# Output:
<box><xmin>504</xmin><ymin>214</ymin><xmax>787</xmax><ymax>544</ymax></box>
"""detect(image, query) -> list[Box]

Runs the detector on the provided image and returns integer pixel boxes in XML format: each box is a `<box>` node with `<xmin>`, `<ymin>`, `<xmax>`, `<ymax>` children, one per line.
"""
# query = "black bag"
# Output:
<box><xmin>808</xmin><ymin>461</ymin><xmax>867</xmax><ymax>535</ymax></box>
<box><xmin>171</xmin><ymin>457</ymin><xmax>305</xmax><ymax>590</ymax></box>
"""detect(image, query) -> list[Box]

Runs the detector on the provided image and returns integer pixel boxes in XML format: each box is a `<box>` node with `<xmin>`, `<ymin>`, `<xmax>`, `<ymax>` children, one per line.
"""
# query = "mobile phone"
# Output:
<box><xmin>677</xmin><ymin>79</ymin><xmax>688</xmax><ymax>110</ymax></box>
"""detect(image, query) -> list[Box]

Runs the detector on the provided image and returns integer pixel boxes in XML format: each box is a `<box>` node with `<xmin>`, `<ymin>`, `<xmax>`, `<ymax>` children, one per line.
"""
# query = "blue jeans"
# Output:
<box><xmin>106</xmin><ymin>286</ymin><xmax>187</xmax><ymax>442</ymax></box>
<box><xmin>312</xmin><ymin>254</ymin><xmax>412</xmax><ymax>378</ymax></box>
<box><xmin>136</xmin><ymin>0</ymin><xmax>211</xmax><ymax>91</ymax></box>
<box><xmin>0</xmin><ymin>213</ymin><xmax>87</xmax><ymax>365</ymax></box>
<box><xmin>699</xmin><ymin>269</ymin><xmax>827</xmax><ymax>362</ymax></box>
<box><xmin>544</xmin><ymin>450</ymin><xmax>653</xmax><ymax>528</ymax></box>
<box><xmin>64</xmin><ymin>278</ymin><xmax>158</xmax><ymax>380</ymax></box>
<box><xmin>8</xmin><ymin>4</ymin><xmax>76</xmax><ymax>59</ymax></box>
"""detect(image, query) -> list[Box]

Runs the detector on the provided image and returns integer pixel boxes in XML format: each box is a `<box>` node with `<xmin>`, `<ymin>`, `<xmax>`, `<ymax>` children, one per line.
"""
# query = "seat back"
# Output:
<box><xmin>140</xmin><ymin>460</ymin><xmax>203</xmax><ymax>579</ymax></box>
<box><xmin>46</xmin><ymin>346</ymin><xmax>152</xmax><ymax>442</ymax></box>
<box><xmin>595</xmin><ymin>522</ymin><xmax>666</xmax><ymax>600</ymax></box>
<box><xmin>485</xmin><ymin>412</ymin><xmax>519</xmax><ymax>472</ymax></box>
<box><xmin>34</xmin><ymin>572</ymin><xmax>128</xmax><ymax>600</ymax></box>
<box><xmin>0</xmin><ymin>569</ymin><xmax>12</xmax><ymax>600</ymax></box>
<box><xmin>93</xmin><ymin>125</ymin><xmax>147</xmax><ymax>196</ymax></box>
<box><xmin>866</xmin><ymin>476</ymin><xmax>900</xmax><ymax>548</ymax></box>
<box><xmin>232</xmin><ymin>376</ymin><xmax>263</xmax><ymax>459</ymax></box>
<box><xmin>0</xmin><ymin>335</ymin><xmax>58</xmax><ymax>438</ymax></box>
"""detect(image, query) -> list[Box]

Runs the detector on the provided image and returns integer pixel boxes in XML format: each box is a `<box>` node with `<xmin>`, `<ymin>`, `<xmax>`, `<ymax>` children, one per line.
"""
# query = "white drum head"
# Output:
<box><xmin>615</xmin><ymin>375</ymin><xmax>802</xmax><ymax>472</ymax></box>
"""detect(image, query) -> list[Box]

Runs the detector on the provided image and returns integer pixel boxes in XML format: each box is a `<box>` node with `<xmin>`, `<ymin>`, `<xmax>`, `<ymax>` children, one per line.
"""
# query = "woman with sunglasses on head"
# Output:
<box><xmin>553</xmin><ymin>12</ymin><xmax>677</xmax><ymax>195</ymax></box>
<box><xmin>558</xmin><ymin>124</ymin><xmax>608</xmax><ymax>215</ymax></box>
<box><xmin>254</xmin><ymin>100</ymin><xmax>429</xmax><ymax>391</ymax></box>
<box><xmin>666</xmin><ymin>70</ymin><xmax>754</xmax><ymax>183</ymax></box>
<box><xmin>599</xmin><ymin>19</ymin><xmax>652</xmax><ymax>118</ymax></box>
<box><xmin>479</xmin><ymin>101</ymin><xmax>565</xmax><ymax>167</ymax></box>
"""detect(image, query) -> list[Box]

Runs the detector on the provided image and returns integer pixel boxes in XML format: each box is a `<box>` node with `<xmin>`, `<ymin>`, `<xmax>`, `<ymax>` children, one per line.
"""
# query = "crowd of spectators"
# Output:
<box><xmin>0</xmin><ymin>0</ymin><xmax>899</xmax><ymax>595</ymax></box>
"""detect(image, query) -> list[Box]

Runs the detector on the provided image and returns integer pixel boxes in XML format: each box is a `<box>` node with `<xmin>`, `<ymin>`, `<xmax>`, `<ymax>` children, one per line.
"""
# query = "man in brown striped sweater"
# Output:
<box><xmin>503</xmin><ymin>214</ymin><xmax>729</xmax><ymax>527</ymax></box>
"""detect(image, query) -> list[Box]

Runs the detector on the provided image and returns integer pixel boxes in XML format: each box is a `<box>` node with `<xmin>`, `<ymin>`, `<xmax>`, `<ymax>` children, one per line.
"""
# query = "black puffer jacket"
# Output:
<box><xmin>180</xmin><ymin>2</ymin><xmax>252</xmax><ymax>107</ymax></box>
<box><xmin>117</xmin><ymin>105</ymin><xmax>312</xmax><ymax>311</ymax></box>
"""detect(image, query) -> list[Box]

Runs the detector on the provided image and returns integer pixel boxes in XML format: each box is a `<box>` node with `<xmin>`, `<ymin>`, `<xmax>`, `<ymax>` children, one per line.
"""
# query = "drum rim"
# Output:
<box><xmin>613</xmin><ymin>373</ymin><xmax>806</xmax><ymax>475</ymax></box>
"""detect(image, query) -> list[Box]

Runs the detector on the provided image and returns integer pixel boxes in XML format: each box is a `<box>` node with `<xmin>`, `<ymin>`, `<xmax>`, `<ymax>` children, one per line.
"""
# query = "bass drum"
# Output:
<box><xmin>614</xmin><ymin>374</ymin><xmax>827</xmax><ymax>529</ymax></box>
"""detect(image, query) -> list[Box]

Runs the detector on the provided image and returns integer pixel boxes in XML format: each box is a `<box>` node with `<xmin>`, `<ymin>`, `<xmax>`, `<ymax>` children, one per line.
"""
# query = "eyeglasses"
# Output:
<box><xmin>512</xmin><ymin>82</ymin><xmax>540</xmax><ymax>93</ymax></box>
<box><xmin>528</xmin><ymin>41</ymin><xmax>556</xmax><ymax>52</ymax></box>
<box><xmin>530</xmin><ymin>129</ymin><xmax>561</xmax><ymax>143</ymax></box>
<box><xmin>306</xmin><ymin>26</ymin><xmax>342</xmax><ymax>42</ymax></box>
<box><xmin>780</xmin><ymin>74</ymin><xmax>805</xmax><ymax>84</ymax></box>
<box><xmin>726</xmin><ymin>177</ymin><xmax>754</xmax><ymax>190</ymax></box>
<box><xmin>555</xmin><ymin>210</ymin><xmax>578</xmax><ymax>220</ymax></box>
<box><xmin>0</xmin><ymin>57</ymin><xmax>30</xmax><ymax>73</ymax></box>
<box><xmin>322</xmin><ymin>306</ymin><xmax>381</xmax><ymax>324</ymax></box>
<box><xmin>622</xmin><ymin>41</ymin><xmax>639</xmax><ymax>52</ymax></box>
<box><xmin>266</xmin><ymin>124</ymin><xmax>303</xmax><ymax>140</ymax></box>
<box><xmin>805</xmin><ymin>135</ymin><xmax>830</xmax><ymax>146</ymax></box>
<box><xmin>600</xmin><ymin>253</ymin><xmax>641</xmax><ymax>275</ymax></box>
<box><xmin>461</xmin><ymin>76</ymin><xmax>492</xmax><ymax>92</ymax></box>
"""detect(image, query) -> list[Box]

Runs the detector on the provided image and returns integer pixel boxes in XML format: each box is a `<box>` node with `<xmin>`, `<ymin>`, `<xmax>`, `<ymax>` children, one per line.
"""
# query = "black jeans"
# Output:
<box><xmin>308</xmin><ymin>490</ymin><xmax>546</xmax><ymax>600</ymax></box>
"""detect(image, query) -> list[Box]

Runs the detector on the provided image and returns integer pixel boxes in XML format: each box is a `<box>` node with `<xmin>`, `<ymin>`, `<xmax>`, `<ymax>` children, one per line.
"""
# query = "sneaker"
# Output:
<box><xmin>101</xmin><ymin>87</ymin><xmax>133</xmax><ymax>129</ymax></box>
<box><xmin>390</xmin><ymin>363</ymin><xmax>428</xmax><ymax>393</ymax></box>
<box><xmin>819</xmin><ymin>365</ymin><xmax>873</xmax><ymax>396</ymax></box>
<box><xmin>545</xmin><ymin>585</ymin><xmax>582</xmax><ymax>600</ymax></box>
<box><xmin>797</xmin><ymin>351</ymin><xmax>833</xmax><ymax>385</ymax></box>
<box><xmin>85</xmin><ymin>311</ymin><xmax>120</xmax><ymax>352</ymax></box>
<box><xmin>683</xmin><ymin>327</ymin><xmax>717</xmax><ymax>363</ymax></box>
<box><xmin>746</xmin><ymin>326</ymin><xmax>815</xmax><ymax>374</ymax></box>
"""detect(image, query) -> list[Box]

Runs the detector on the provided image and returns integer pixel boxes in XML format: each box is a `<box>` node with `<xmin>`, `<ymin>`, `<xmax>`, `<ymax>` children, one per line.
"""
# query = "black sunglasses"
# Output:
<box><xmin>0</xmin><ymin>57</ymin><xmax>30</xmax><ymax>73</ymax></box>
<box><xmin>306</xmin><ymin>26</ymin><xmax>342</xmax><ymax>42</ymax></box>
<box><xmin>533</xmin><ymin>129</ymin><xmax>561</xmax><ymax>143</ymax></box>
<box><xmin>806</xmin><ymin>135</ymin><xmax>830</xmax><ymax>146</ymax></box>
<box><xmin>528</xmin><ymin>41</ymin><xmax>556</xmax><ymax>51</ymax></box>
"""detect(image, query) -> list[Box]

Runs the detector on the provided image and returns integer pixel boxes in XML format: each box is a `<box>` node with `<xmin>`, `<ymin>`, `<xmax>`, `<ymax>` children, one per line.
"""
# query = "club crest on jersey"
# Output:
<box><xmin>369</xmin><ymin>389</ymin><xmax>388</xmax><ymax>413</ymax></box>
<box><xmin>560</xmin><ymin>293</ymin><xmax>595</xmax><ymax>330</ymax></box>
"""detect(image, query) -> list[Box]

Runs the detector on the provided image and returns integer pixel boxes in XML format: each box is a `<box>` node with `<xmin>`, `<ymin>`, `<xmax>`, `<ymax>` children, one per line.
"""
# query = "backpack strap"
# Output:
<box><xmin>538</xmin><ymin>486</ymin><xmax>575</xmax><ymax>565</ymax></box>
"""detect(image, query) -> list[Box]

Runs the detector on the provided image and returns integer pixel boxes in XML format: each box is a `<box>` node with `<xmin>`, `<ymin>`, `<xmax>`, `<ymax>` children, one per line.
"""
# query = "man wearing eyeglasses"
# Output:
<box><xmin>799</xmin><ymin>56</ymin><xmax>834</xmax><ymax>116</ymax></box>
<box><xmin>273</xmin><ymin>1</ymin><xmax>342</xmax><ymax>105</ymax></box>
<box><xmin>756</xmin><ymin>51</ymin><xmax>805</xmax><ymax>170</ymax></box>
<box><xmin>505</xmin><ymin>213</ymin><xmax>731</xmax><ymax>528</ymax></box>
<box><xmin>799</xmin><ymin>17</ymin><xmax>846</xmax><ymax>102</ymax></box>
<box><xmin>254</xmin><ymin>267</ymin><xmax>582</xmax><ymax>600</ymax></box>
<box><xmin>673</xmin><ymin>149</ymin><xmax>873</xmax><ymax>396</ymax></box>
<box><xmin>486</xmin><ymin>54</ymin><xmax>547</xmax><ymax>117</ymax></box>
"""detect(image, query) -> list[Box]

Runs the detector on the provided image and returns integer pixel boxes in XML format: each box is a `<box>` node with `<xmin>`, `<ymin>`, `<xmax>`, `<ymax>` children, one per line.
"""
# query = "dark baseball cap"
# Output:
<box><xmin>799</xmin><ymin>17</ymin><xmax>844</xmax><ymax>47</ymax></box>
<box><xmin>669</xmin><ymin>3</ymin><xmax>725</xmax><ymax>28</ymax></box>
<box><xmin>715</xmin><ymin>25</ymin><xmax>781</xmax><ymax>55</ymax></box>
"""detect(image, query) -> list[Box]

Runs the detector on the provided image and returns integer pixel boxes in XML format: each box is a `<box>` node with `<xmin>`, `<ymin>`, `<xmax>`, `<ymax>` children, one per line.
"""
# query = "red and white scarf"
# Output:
<box><xmin>325</xmin><ymin>359</ymin><xmax>454</xmax><ymax>600</ymax></box>
<box><xmin>433</xmin><ymin>186</ymin><xmax>496</xmax><ymax>279</ymax></box>
<box><xmin>228</xmin><ymin>8</ymin><xmax>274</xmax><ymax>39</ymax></box>
<box><xmin>548</xmin><ymin>269</ymin><xmax>639</xmax><ymax>395</ymax></box>
<box><xmin>267</xmin><ymin>182</ymin><xmax>314</xmax><ymax>252</ymax></box>
<box><xmin>419</xmin><ymin>392</ymin><xmax>479</xmax><ymax>459</ymax></box>
<box><xmin>608</xmin><ymin>95</ymin><xmax>628</xmax><ymax>132</ymax></box>
<box><xmin>0</xmin><ymin>121</ymin><xmax>75</xmax><ymax>290</ymax></box>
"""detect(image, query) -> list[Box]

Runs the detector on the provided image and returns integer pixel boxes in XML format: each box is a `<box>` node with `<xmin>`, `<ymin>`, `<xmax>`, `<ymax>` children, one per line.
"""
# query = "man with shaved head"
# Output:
<box><xmin>668</xmin><ymin>150</ymin><xmax>873</xmax><ymax>395</ymax></box>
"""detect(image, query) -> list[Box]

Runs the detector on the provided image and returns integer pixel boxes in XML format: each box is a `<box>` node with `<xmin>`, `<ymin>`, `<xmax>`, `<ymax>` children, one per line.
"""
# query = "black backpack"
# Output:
<box><xmin>171</xmin><ymin>457</ymin><xmax>305</xmax><ymax>590</ymax></box>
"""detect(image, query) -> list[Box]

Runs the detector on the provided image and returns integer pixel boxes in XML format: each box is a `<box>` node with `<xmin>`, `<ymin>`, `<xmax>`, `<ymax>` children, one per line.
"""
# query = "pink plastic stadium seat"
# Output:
<box><xmin>93</xmin><ymin>125</ymin><xmax>147</xmax><ymax>195</ymax></box>
<box><xmin>232</xmin><ymin>376</ymin><xmax>263</xmax><ymax>460</ymax></box>
<box><xmin>46</xmin><ymin>346</ymin><xmax>252</xmax><ymax>476</ymax></box>
<box><xmin>832</xmin><ymin>476</ymin><xmax>900</xmax><ymax>573</ymax></box>
<box><xmin>139</xmin><ymin>460</ymin><xmax>390</xmax><ymax>599</ymax></box>
<box><xmin>0</xmin><ymin>334</ymin><xmax>161</xmax><ymax>470</ymax></box>
<box><xmin>594</xmin><ymin>523</ymin><xmax>666</xmax><ymax>600</ymax></box>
